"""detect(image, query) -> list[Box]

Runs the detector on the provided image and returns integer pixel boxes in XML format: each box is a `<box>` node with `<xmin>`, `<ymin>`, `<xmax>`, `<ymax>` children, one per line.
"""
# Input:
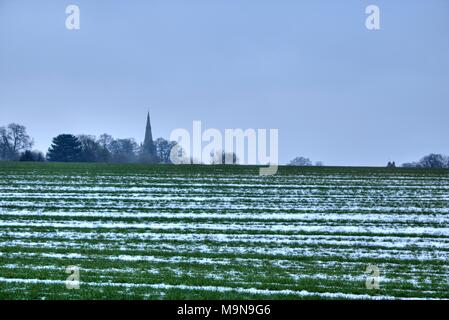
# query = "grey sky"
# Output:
<box><xmin>1</xmin><ymin>0</ymin><xmax>448</xmax><ymax>165</ymax></box>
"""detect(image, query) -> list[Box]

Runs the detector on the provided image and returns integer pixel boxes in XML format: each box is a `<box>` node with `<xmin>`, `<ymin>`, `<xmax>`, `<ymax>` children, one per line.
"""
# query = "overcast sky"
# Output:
<box><xmin>1</xmin><ymin>0</ymin><xmax>448</xmax><ymax>165</ymax></box>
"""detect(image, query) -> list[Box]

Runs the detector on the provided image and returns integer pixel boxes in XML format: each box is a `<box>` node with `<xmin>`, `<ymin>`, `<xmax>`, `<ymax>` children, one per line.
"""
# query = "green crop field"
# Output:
<box><xmin>0</xmin><ymin>162</ymin><xmax>448</xmax><ymax>299</ymax></box>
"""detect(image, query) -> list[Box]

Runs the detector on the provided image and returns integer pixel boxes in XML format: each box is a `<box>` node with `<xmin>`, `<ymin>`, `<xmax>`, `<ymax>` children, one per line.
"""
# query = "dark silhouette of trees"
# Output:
<box><xmin>44</xmin><ymin>133</ymin><xmax>177</xmax><ymax>164</ymax></box>
<box><xmin>0</xmin><ymin>123</ymin><xmax>33</xmax><ymax>160</ymax></box>
<box><xmin>97</xmin><ymin>133</ymin><xmax>114</xmax><ymax>162</ymax></box>
<box><xmin>78</xmin><ymin>135</ymin><xmax>110</xmax><ymax>163</ymax></box>
<box><xmin>98</xmin><ymin>134</ymin><xmax>113</xmax><ymax>150</ymax></box>
<box><xmin>401</xmin><ymin>162</ymin><xmax>418</xmax><ymax>168</ymax></box>
<box><xmin>289</xmin><ymin>156</ymin><xmax>313</xmax><ymax>166</ymax></box>
<box><xmin>46</xmin><ymin>133</ymin><xmax>141</xmax><ymax>163</ymax></box>
<box><xmin>419</xmin><ymin>154</ymin><xmax>448</xmax><ymax>168</ymax></box>
<box><xmin>47</xmin><ymin>134</ymin><xmax>82</xmax><ymax>162</ymax></box>
<box><xmin>154</xmin><ymin>138</ymin><xmax>177</xmax><ymax>164</ymax></box>
<box><xmin>78</xmin><ymin>135</ymin><xmax>99</xmax><ymax>162</ymax></box>
<box><xmin>289</xmin><ymin>157</ymin><xmax>324</xmax><ymax>167</ymax></box>
<box><xmin>387</xmin><ymin>161</ymin><xmax>396</xmax><ymax>168</ymax></box>
<box><xmin>109</xmin><ymin>138</ymin><xmax>139</xmax><ymax>163</ymax></box>
<box><xmin>19</xmin><ymin>150</ymin><xmax>45</xmax><ymax>162</ymax></box>
<box><xmin>402</xmin><ymin>154</ymin><xmax>449</xmax><ymax>168</ymax></box>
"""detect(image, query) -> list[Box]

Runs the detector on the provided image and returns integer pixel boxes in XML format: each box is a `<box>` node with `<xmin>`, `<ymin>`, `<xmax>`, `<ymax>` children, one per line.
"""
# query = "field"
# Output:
<box><xmin>0</xmin><ymin>162</ymin><xmax>448</xmax><ymax>300</ymax></box>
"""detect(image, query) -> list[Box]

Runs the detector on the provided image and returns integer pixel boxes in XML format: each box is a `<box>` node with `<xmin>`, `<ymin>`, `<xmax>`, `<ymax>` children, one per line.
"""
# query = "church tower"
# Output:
<box><xmin>141</xmin><ymin>111</ymin><xmax>157</xmax><ymax>162</ymax></box>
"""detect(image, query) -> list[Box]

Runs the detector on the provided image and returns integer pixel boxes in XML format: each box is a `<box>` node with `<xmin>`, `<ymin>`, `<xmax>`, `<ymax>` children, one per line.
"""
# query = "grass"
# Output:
<box><xmin>0</xmin><ymin>162</ymin><xmax>448</xmax><ymax>299</ymax></box>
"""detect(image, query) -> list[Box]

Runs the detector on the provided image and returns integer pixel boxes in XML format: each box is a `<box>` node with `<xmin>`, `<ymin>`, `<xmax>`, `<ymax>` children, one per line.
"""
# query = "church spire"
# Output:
<box><xmin>142</xmin><ymin>110</ymin><xmax>157</xmax><ymax>162</ymax></box>
<box><xmin>144</xmin><ymin>111</ymin><xmax>153</xmax><ymax>145</ymax></box>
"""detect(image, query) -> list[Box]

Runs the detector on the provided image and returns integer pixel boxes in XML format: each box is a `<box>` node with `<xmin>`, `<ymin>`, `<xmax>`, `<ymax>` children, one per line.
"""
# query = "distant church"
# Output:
<box><xmin>140</xmin><ymin>111</ymin><xmax>158</xmax><ymax>163</ymax></box>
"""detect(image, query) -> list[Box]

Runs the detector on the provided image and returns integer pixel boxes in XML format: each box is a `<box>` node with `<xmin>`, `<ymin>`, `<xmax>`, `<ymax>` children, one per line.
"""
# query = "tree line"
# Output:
<box><xmin>0</xmin><ymin>123</ymin><xmax>43</xmax><ymax>161</ymax></box>
<box><xmin>0</xmin><ymin>123</ymin><xmax>176</xmax><ymax>164</ymax></box>
<box><xmin>47</xmin><ymin>134</ymin><xmax>177</xmax><ymax>163</ymax></box>
<box><xmin>289</xmin><ymin>156</ymin><xmax>324</xmax><ymax>166</ymax></box>
<box><xmin>287</xmin><ymin>154</ymin><xmax>449</xmax><ymax>168</ymax></box>
<box><xmin>2</xmin><ymin>122</ymin><xmax>448</xmax><ymax>167</ymax></box>
<box><xmin>402</xmin><ymin>154</ymin><xmax>449</xmax><ymax>168</ymax></box>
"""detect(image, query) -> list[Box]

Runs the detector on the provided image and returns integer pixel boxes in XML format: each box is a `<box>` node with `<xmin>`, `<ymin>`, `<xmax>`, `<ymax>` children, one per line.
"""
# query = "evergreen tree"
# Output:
<box><xmin>47</xmin><ymin>134</ymin><xmax>82</xmax><ymax>162</ymax></box>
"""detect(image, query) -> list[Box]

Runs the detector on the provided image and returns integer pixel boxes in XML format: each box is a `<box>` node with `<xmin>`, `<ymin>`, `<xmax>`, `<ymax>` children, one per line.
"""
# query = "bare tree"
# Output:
<box><xmin>109</xmin><ymin>138</ymin><xmax>139</xmax><ymax>163</ymax></box>
<box><xmin>0</xmin><ymin>126</ymin><xmax>10</xmax><ymax>159</ymax></box>
<box><xmin>8</xmin><ymin>123</ymin><xmax>33</xmax><ymax>153</ymax></box>
<box><xmin>19</xmin><ymin>150</ymin><xmax>45</xmax><ymax>162</ymax></box>
<box><xmin>418</xmin><ymin>154</ymin><xmax>448</xmax><ymax>168</ymax></box>
<box><xmin>98</xmin><ymin>134</ymin><xmax>114</xmax><ymax>149</ymax></box>
<box><xmin>78</xmin><ymin>135</ymin><xmax>110</xmax><ymax>162</ymax></box>
<box><xmin>402</xmin><ymin>154</ymin><xmax>449</xmax><ymax>168</ymax></box>
<box><xmin>154</xmin><ymin>137</ymin><xmax>177</xmax><ymax>164</ymax></box>
<box><xmin>0</xmin><ymin>123</ymin><xmax>33</xmax><ymax>160</ymax></box>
